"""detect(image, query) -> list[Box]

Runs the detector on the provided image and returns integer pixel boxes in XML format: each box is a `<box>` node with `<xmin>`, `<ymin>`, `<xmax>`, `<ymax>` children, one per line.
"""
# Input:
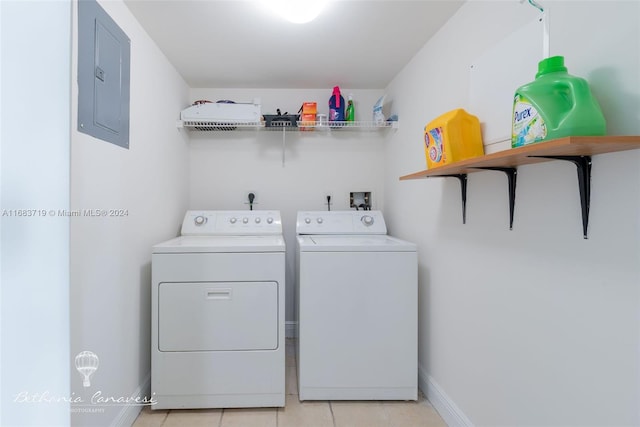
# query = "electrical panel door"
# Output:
<box><xmin>78</xmin><ymin>0</ymin><xmax>130</xmax><ymax>148</ymax></box>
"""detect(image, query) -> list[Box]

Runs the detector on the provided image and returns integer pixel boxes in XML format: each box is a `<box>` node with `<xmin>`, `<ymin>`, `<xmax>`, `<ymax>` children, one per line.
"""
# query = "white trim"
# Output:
<box><xmin>285</xmin><ymin>321</ymin><xmax>298</xmax><ymax>338</ymax></box>
<box><xmin>418</xmin><ymin>364</ymin><xmax>474</xmax><ymax>427</ymax></box>
<box><xmin>109</xmin><ymin>372</ymin><xmax>151</xmax><ymax>427</ymax></box>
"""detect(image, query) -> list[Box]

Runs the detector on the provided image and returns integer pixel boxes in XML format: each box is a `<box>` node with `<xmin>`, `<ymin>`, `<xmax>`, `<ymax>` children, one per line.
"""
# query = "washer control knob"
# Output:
<box><xmin>361</xmin><ymin>215</ymin><xmax>374</xmax><ymax>226</ymax></box>
<box><xmin>316</xmin><ymin>217</ymin><xmax>323</xmax><ymax>224</ymax></box>
<box><xmin>255</xmin><ymin>217</ymin><xmax>261</xmax><ymax>224</ymax></box>
<box><xmin>194</xmin><ymin>215</ymin><xmax>206</xmax><ymax>226</ymax></box>
<box><xmin>305</xmin><ymin>218</ymin><xmax>311</xmax><ymax>224</ymax></box>
<box><xmin>230</xmin><ymin>217</ymin><xmax>237</xmax><ymax>224</ymax></box>
<box><xmin>267</xmin><ymin>217</ymin><xmax>274</xmax><ymax>224</ymax></box>
<box><xmin>243</xmin><ymin>217</ymin><xmax>249</xmax><ymax>224</ymax></box>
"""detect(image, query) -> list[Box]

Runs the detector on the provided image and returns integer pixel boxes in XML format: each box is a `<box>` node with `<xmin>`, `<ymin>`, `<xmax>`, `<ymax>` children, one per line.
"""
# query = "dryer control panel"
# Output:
<box><xmin>296</xmin><ymin>211</ymin><xmax>387</xmax><ymax>235</ymax></box>
<box><xmin>181</xmin><ymin>210</ymin><xmax>282</xmax><ymax>236</ymax></box>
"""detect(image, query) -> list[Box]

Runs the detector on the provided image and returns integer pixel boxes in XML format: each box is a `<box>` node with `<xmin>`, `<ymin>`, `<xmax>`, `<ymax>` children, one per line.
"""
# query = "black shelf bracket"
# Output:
<box><xmin>530</xmin><ymin>155</ymin><xmax>592</xmax><ymax>239</ymax></box>
<box><xmin>430</xmin><ymin>174</ymin><xmax>468</xmax><ymax>224</ymax></box>
<box><xmin>472</xmin><ymin>167</ymin><xmax>518</xmax><ymax>230</ymax></box>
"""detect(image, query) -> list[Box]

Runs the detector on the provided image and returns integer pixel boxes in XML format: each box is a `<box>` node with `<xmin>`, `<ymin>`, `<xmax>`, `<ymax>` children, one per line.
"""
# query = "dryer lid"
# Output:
<box><xmin>153</xmin><ymin>235</ymin><xmax>286</xmax><ymax>253</ymax></box>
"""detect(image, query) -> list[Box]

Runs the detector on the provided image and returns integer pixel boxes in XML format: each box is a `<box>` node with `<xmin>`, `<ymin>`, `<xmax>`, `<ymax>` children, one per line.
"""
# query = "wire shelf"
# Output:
<box><xmin>181</xmin><ymin>120</ymin><xmax>262</xmax><ymax>131</ymax></box>
<box><xmin>296</xmin><ymin>121</ymin><xmax>397</xmax><ymax>130</ymax></box>
<box><xmin>179</xmin><ymin>120</ymin><xmax>397</xmax><ymax>131</ymax></box>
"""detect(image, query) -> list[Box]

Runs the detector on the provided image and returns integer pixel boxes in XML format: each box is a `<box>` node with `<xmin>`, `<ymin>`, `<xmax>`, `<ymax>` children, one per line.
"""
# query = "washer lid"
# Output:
<box><xmin>297</xmin><ymin>235</ymin><xmax>416</xmax><ymax>252</ymax></box>
<box><xmin>153</xmin><ymin>235</ymin><xmax>286</xmax><ymax>253</ymax></box>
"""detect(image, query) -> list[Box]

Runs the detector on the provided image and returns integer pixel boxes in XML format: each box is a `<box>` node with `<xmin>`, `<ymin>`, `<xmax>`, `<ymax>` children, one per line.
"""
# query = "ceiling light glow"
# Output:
<box><xmin>258</xmin><ymin>0</ymin><xmax>329</xmax><ymax>24</ymax></box>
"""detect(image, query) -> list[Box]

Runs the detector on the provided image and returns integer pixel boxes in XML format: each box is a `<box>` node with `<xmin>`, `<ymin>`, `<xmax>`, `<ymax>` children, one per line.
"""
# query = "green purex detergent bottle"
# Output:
<box><xmin>512</xmin><ymin>56</ymin><xmax>606</xmax><ymax>148</ymax></box>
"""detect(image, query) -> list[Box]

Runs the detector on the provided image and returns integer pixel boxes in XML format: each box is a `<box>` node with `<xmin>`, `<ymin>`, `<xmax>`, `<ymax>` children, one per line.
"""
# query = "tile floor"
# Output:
<box><xmin>132</xmin><ymin>339</ymin><xmax>447</xmax><ymax>427</ymax></box>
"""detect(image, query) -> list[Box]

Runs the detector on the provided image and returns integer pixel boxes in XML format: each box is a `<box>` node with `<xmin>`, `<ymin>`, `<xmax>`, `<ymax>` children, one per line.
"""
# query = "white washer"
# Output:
<box><xmin>152</xmin><ymin>210</ymin><xmax>285</xmax><ymax>409</ymax></box>
<box><xmin>296</xmin><ymin>210</ymin><xmax>417</xmax><ymax>401</ymax></box>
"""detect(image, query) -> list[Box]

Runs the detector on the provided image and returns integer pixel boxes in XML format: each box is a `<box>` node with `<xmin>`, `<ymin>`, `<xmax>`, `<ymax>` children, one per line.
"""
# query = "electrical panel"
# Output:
<box><xmin>78</xmin><ymin>0</ymin><xmax>130</xmax><ymax>149</ymax></box>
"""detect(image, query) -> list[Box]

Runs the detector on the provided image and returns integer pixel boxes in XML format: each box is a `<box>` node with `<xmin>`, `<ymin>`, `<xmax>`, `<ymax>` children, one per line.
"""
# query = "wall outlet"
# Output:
<box><xmin>350</xmin><ymin>191</ymin><xmax>371</xmax><ymax>209</ymax></box>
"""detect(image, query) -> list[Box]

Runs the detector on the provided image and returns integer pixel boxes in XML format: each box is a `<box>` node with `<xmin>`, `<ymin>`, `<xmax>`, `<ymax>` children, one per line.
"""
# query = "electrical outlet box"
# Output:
<box><xmin>350</xmin><ymin>192</ymin><xmax>371</xmax><ymax>209</ymax></box>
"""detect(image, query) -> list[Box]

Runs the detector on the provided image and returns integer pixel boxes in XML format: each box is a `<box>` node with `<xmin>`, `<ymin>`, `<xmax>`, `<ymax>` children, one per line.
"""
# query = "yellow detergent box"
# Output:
<box><xmin>424</xmin><ymin>108</ymin><xmax>484</xmax><ymax>169</ymax></box>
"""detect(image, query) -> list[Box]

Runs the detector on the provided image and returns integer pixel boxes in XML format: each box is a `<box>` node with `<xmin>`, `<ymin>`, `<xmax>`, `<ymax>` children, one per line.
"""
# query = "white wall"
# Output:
<box><xmin>188</xmin><ymin>88</ymin><xmax>387</xmax><ymax>328</ymax></box>
<box><xmin>70</xmin><ymin>0</ymin><xmax>190</xmax><ymax>425</ymax></box>
<box><xmin>1</xmin><ymin>1</ymin><xmax>71</xmax><ymax>425</ymax></box>
<box><xmin>384</xmin><ymin>1</ymin><xmax>640</xmax><ymax>426</ymax></box>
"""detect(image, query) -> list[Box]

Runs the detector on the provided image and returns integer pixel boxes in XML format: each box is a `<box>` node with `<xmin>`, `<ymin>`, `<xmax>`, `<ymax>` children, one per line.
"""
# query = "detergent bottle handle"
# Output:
<box><xmin>559</xmin><ymin>76</ymin><xmax>591</xmax><ymax>110</ymax></box>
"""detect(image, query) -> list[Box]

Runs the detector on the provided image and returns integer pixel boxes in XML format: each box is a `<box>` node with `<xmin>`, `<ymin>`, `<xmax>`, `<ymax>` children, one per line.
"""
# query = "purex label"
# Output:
<box><xmin>512</xmin><ymin>94</ymin><xmax>546</xmax><ymax>147</ymax></box>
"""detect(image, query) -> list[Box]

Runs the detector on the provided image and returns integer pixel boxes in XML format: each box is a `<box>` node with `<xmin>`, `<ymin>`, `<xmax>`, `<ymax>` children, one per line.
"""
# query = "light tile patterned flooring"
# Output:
<box><xmin>133</xmin><ymin>339</ymin><xmax>447</xmax><ymax>427</ymax></box>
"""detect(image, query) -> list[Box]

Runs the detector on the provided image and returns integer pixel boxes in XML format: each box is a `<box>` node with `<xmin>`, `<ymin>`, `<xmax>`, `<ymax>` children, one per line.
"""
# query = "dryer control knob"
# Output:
<box><xmin>267</xmin><ymin>217</ymin><xmax>274</xmax><ymax>224</ymax></box>
<box><xmin>305</xmin><ymin>218</ymin><xmax>311</xmax><ymax>224</ymax></box>
<box><xmin>255</xmin><ymin>217</ymin><xmax>261</xmax><ymax>224</ymax></box>
<box><xmin>194</xmin><ymin>215</ymin><xmax>207</xmax><ymax>226</ymax></box>
<box><xmin>316</xmin><ymin>217</ymin><xmax>323</xmax><ymax>224</ymax></box>
<box><xmin>243</xmin><ymin>217</ymin><xmax>249</xmax><ymax>224</ymax></box>
<box><xmin>230</xmin><ymin>217</ymin><xmax>237</xmax><ymax>224</ymax></box>
<box><xmin>361</xmin><ymin>215</ymin><xmax>374</xmax><ymax>226</ymax></box>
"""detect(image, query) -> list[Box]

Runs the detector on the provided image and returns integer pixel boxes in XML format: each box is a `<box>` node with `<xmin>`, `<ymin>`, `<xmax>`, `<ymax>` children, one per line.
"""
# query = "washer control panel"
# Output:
<box><xmin>181</xmin><ymin>210</ymin><xmax>282</xmax><ymax>236</ymax></box>
<box><xmin>296</xmin><ymin>211</ymin><xmax>387</xmax><ymax>235</ymax></box>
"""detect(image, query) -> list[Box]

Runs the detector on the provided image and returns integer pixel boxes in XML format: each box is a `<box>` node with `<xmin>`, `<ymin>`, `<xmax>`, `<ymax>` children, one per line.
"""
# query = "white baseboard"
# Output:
<box><xmin>285</xmin><ymin>321</ymin><xmax>298</xmax><ymax>338</ymax></box>
<box><xmin>109</xmin><ymin>372</ymin><xmax>150</xmax><ymax>427</ymax></box>
<box><xmin>418</xmin><ymin>364</ymin><xmax>474</xmax><ymax>427</ymax></box>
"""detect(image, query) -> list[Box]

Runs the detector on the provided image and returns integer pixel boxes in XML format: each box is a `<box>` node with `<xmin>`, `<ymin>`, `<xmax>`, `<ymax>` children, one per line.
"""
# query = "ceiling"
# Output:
<box><xmin>123</xmin><ymin>0</ymin><xmax>465</xmax><ymax>89</ymax></box>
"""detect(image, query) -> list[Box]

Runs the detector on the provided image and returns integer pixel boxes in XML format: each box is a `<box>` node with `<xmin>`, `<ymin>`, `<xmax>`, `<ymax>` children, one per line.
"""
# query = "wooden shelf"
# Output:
<box><xmin>399</xmin><ymin>135</ymin><xmax>640</xmax><ymax>238</ymax></box>
<box><xmin>400</xmin><ymin>136</ymin><xmax>640</xmax><ymax>180</ymax></box>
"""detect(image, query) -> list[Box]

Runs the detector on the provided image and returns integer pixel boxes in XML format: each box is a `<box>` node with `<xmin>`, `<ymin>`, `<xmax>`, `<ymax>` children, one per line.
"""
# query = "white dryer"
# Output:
<box><xmin>296</xmin><ymin>210</ymin><xmax>417</xmax><ymax>401</ymax></box>
<box><xmin>152</xmin><ymin>210</ymin><xmax>285</xmax><ymax>409</ymax></box>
